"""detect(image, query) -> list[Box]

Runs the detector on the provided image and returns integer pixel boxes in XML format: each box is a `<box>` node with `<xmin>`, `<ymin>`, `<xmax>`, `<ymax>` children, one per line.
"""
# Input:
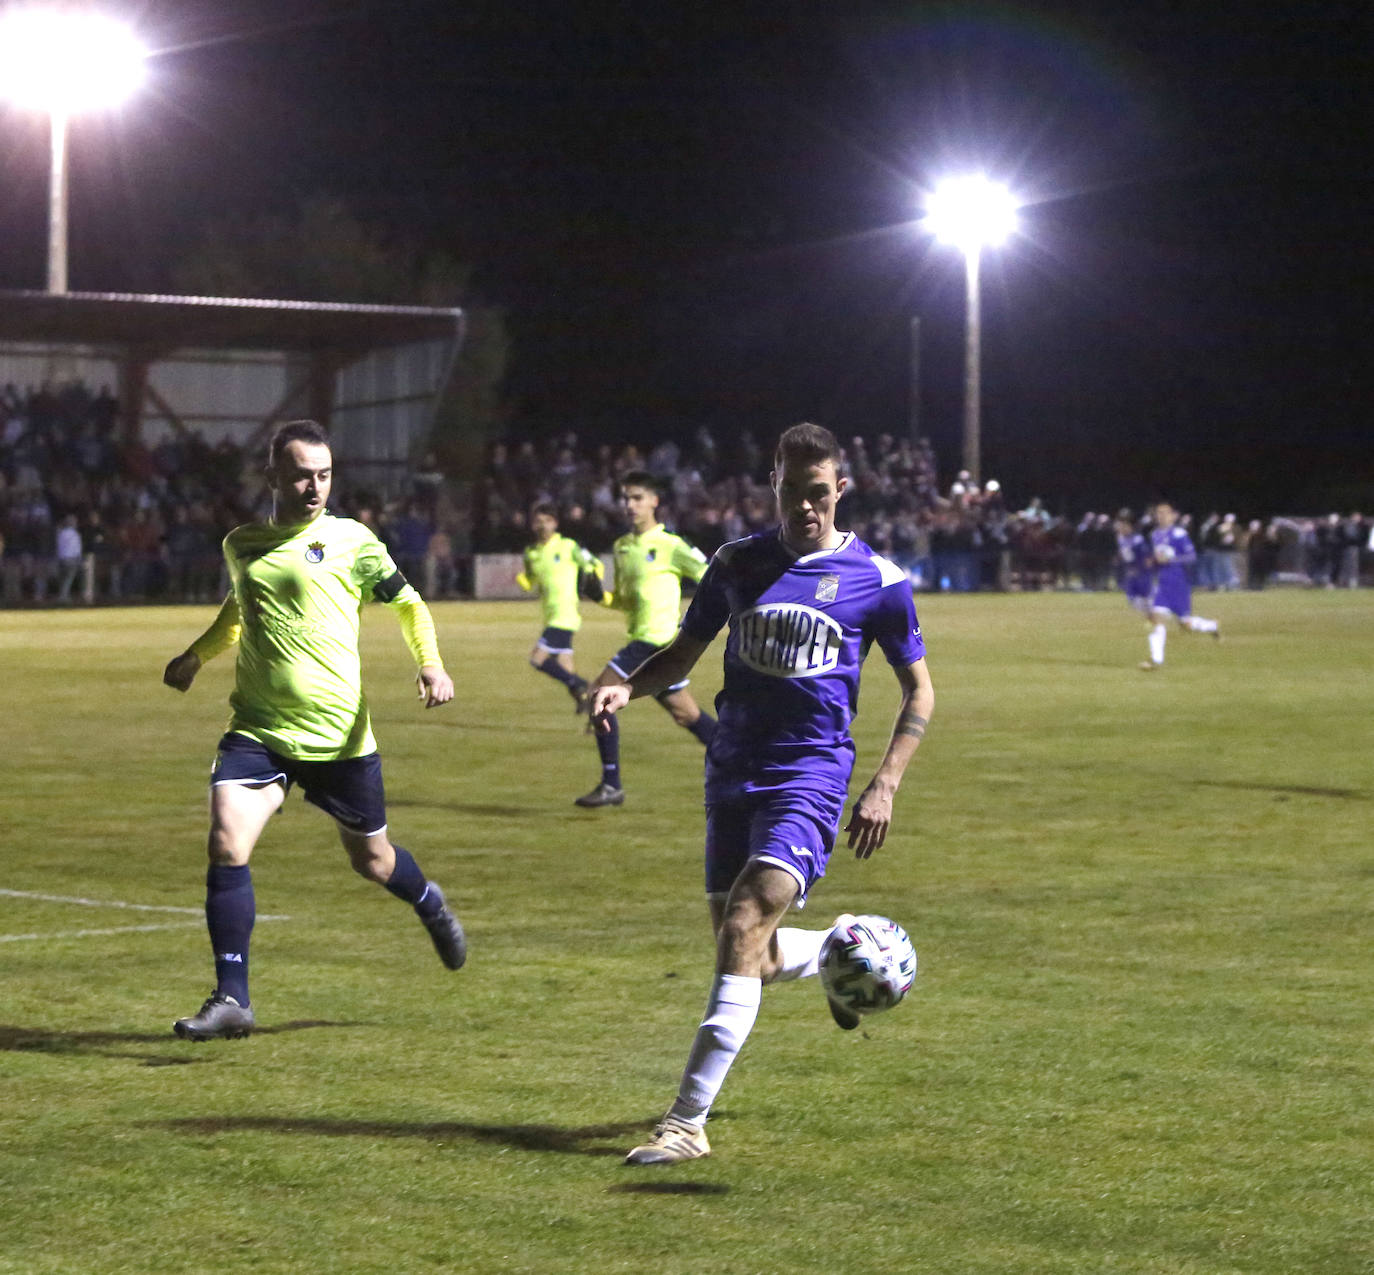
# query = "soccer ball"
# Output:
<box><xmin>819</xmin><ymin>914</ymin><xmax>917</xmax><ymax>1018</ymax></box>
<box><xmin>1153</xmin><ymin>543</ymin><xmax>1175</xmax><ymax>563</ymax></box>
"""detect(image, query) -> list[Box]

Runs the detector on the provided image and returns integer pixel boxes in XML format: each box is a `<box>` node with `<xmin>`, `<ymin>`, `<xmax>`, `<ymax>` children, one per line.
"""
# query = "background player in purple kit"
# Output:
<box><xmin>1141</xmin><ymin>501</ymin><xmax>1220</xmax><ymax>671</ymax></box>
<box><xmin>1114</xmin><ymin>509</ymin><xmax>1152</xmax><ymax>615</ymax></box>
<box><xmin>590</xmin><ymin>422</ymin><xmax>935</xmax><ymax>1166</ymax></box>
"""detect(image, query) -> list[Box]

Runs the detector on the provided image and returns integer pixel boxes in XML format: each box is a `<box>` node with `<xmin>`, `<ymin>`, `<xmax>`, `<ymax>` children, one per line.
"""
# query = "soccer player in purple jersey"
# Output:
<box><xmin>1140</xmin><ymin>501</ymin><xmax>1220</xmax><ymax>671</ymax></box>
<box><xmin>1114</xmin><ymin>510</ymin><xmax>1152</xmax><ymax>616</ymax></box>
<box><xmin>590</xmin><ymin>422</ymin><xmax>935</xmax><ymax>1165</ymax></box>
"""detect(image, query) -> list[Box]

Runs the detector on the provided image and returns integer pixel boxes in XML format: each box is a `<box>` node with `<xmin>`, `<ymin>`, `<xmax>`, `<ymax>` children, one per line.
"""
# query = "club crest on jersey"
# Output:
<box><xmin>304</xmin><ymin>541</ymin><xmax>325</xmax><ymax>563</ymax></box>
<box><xmin>815</xmin><ymin>574</ymin><xmax>839</xmax><ymax>603</ymax></box>
<box><xmin>646</xmin><ymin>548</ymin><xmax>657</xmax><ymax>561</ymax></box>
<box><xmin>737</xmin><ymin>602</ymin><xmax>844</xmax><ymax>678</ymax></box>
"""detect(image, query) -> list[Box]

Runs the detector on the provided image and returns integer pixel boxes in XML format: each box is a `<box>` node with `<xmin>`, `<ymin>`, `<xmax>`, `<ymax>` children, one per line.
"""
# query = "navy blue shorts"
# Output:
<box><xmin>704</xmin><ymin>787</ymin><xmax>846</xmax><ymax>906</ymax></box>
<box><xmin>608</xmin><ymin>640</ymin><xmax>688</xmax><ymax>693</ymax></box>
<box><xmin>537</xmin><ymin>626</ymin><xmax>575</xmax><ymax>654</ymax></box>
<box><xmin>211</xmin><ymin>732</ymin><xmax>388</xmax><ymax>835</ymax></box>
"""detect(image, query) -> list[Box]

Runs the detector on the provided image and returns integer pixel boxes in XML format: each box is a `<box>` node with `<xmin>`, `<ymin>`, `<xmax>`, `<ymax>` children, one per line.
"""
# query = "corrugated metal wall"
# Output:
<box><xmin>1</xmin><ymin>334</ymin><xmax>458</xmax><ymax>495</ymax></box>
<box><xmin>331</xmin><ymin>337</ymin><xmax>456</xmax><ymax>493</ymax></box>
<box><xmin>0</xmin><ymin>343</ymin><xmax>120</xmax><ymax>396</ymax></box>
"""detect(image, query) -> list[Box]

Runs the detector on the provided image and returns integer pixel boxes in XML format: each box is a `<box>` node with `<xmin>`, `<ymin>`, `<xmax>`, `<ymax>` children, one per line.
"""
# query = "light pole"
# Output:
<box><xmin>925</xmin><ymin>175</ymin><xmax>1018</xmax><ymax>486</ymax></box>
<box><xmin>0</xmin><ymin>8</ymin><xmax>146</xmax><ymax>293</ymax></box>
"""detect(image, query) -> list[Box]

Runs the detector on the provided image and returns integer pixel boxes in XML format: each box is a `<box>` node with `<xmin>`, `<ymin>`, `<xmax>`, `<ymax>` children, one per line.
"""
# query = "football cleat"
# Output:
<box><xmin>1138</xmin><ymin>661</ymin><xmax>1161</xmax><ymax>672</ymax></box>
<box><xmin>624</xmin><ymin>1115</ymin><xmax>711</xmax><ymax>1166</ymax></box>
<box><xmin>824</xmin><ymin>914</ymin><xmax>862</xmax><ymax>1029</ymax></box>
<box><xmin>570</xmin><ymin>678</ymin><xmax>590</xmax><ymax>713</ymax></box>
<box><xmin>173</xmin><ymin>991</ymin><xmax>255</xmax><ymax>1041</ymax></box>
<box><xmin>574</xmin><ymin>782</ymin><xmax>624</xmax><ymax>808</ymax></box>
<box><xmin>422</xmin><ymin>886</ymin><xmax>467</xmax><ymax>970</ymax></box>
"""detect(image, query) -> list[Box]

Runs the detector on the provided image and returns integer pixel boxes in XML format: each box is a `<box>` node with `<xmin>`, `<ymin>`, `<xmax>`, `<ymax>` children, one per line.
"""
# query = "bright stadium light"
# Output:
<box><xmin>924</xmin><ymin>175</ymin><xmax>1020</xmax><ymax>485</ymax></box>
<box><xmin>0</xmin><ymin>7</ymin><xmax>148</xmax><ymax>293</ymax></box>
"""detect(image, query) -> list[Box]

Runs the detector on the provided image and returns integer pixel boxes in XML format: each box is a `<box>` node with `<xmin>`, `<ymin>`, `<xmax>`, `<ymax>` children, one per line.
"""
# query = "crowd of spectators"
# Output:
<box><xmin>2</xmin><ymin>379</ymin><xmax>1371</xmax><ymax>606</ymax></box>
<box><xmin>477</xmin><ymin>428</ymin><xmax>1374</xmax><ymax>594</ymax></box>
<box><xmin>0</xmin><ymin>380</ymin><xmax>469</xmax><ymax>607</ymax></box>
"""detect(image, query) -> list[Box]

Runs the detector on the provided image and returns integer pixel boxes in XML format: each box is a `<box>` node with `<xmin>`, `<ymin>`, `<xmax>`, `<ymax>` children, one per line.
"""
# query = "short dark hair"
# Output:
<box><xmin>269</xmin><ymin>419</ymin><xmax>331</xmax><ymax>469</ymax></box>
<box><xmin>530</xmin><ymin>502</ymin><xmax>559</xmax><ymax>520</ymax></box>
<box><xmin>774</xmin><ymin>421</ymin><xmax>841</xmax><ymax>471</ymax></box>
<box><xmin>619</xmin><ymin>470</ymin><xmax>660</xmax><ymax>495</ymax></box>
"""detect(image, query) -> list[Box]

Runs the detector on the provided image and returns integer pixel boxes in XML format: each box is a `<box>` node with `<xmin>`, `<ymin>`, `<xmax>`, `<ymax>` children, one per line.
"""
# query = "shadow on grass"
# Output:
<box><xmin>0</xmin><ymin>1020</ymin><xmax>368</xmax><ymax>1067</ymax></box>
<box><xmin>1193</xmin><ymin>779</ymin><xmax>1369</xmax><ymax>801</ymax></box>
<box><xmin>156</xmin><ymin>1115</ymin><xmax>649</xmax><ymax>1157</ymax></box>
<box><xmin>608</xmin><ymin>1182</ymin><xmax>730</xmax><ymax>1195</ymax></box>
<box><xmin>388</xmin><ymin>798</ymin><xmax>575</xmax><ymax>819</ymax></box>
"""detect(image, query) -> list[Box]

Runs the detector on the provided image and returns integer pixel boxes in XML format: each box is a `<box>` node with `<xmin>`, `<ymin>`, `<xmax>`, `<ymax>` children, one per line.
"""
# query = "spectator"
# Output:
<box><xmin>54</xmin><ymin>513</ymin><xmax>83</xmax><ymax>603</ymax></box>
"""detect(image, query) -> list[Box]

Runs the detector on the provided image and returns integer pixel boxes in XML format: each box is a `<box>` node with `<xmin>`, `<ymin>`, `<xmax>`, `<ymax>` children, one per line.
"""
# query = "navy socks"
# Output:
<box><xmin>385</xmin><ymin>845</ymin><xmax>445</xmax><ymax>921</ymax></box>
<box><xmin>206</xmin><ymin>863</ymin><xmax>254</xmax><ymax>1006</ymax></box>
<box><xmin>537</xmin><ymin>656</ymin><xmax>582</xmax><ymax>690</ymax></box>
<box><xmin>596</xmin><ymin>714</ymin><xmax>622</xmax><ymax>789</ymax></box>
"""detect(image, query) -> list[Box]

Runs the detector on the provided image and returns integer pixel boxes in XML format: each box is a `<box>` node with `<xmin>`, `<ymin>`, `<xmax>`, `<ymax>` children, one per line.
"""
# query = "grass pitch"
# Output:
<box><xmin>1</xmin><ymin>591</ymin><xmax>1370</xmax><ymax>1274</ymax></box>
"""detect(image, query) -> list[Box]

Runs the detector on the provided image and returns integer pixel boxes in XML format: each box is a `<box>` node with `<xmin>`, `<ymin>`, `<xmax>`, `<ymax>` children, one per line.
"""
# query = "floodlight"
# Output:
<box><xmin>925</xmin><ymin>175</ymin><xmax>1018</xmax><ymax>255</ymax></box>
<box><xmin>923</xmin><ymin>175</ymin><xmax>1021</xmax><ymax>484</ymax></box>
<box><xmin>0</xmin><ymin>7</ymin><xmax>148</xmax><ymax>292</ymax></box>
<box><xmin>0</xmin><ymin>8</ymin><xmax>146</xmax><ymax>112</ymax></box>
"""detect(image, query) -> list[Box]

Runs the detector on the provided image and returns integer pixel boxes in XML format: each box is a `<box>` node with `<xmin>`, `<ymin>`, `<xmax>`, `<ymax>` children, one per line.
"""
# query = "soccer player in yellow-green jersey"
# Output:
<box><xmin>160</xmin><ymin>420</ymin><xmax>467</xmax><ymax>1042</ymax></box>
<box><xmin>575</xmin><ymin>470</ymin><xmax>716</xmax><ymax>809</ymax></box>
<box><xmin>517</xmin><ymin>503</ymin><xmax>607</xmax><ymax>709</ymax></box>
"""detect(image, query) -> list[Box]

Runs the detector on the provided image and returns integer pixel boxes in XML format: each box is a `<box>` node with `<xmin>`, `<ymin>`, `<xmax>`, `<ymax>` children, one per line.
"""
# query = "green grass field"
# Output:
<box><xmin>1</xmin><ymin>591</ymin><xmax>1371</xmax><ymax>1274</ymax></box>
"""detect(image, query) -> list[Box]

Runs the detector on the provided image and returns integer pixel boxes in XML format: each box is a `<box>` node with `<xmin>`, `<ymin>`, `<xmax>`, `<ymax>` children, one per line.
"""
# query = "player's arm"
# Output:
<box><xmin>516</xmin><ymin>547</ymin><xmax>536</xmax><ymax>593</ymax></box>
<box><xmin>672</xmin><ymin>537</ymin><xmax>710</xmax><ymax>584</ymax></box>
<box><xmin>377</xmin><ymin>573</ymin><xmax>453</xmax><ymax>708</ymax></box>
<box><xmin>575</xmin><ymin>544</ymin><xmax>609</xmax><ymax>603</ymax></box>
<box><xmin>163</xmin><ymin>591</ymin><xmax>241</xmax><ymax>692</ymax></box>
<box><xmin>589</xmin><ymin>630</ymin><xmax>711</xmax><ymax>726</ymax></box>
<box><xmin>845</xmin><ymin>657</ymin><xmax>935</xmax><ymax>859</ymax></box>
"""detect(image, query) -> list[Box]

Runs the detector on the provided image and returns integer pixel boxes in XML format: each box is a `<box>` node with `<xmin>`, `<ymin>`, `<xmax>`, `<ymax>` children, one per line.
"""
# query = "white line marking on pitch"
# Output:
<box><xmin>0</xmin><ymin>888</ymin><xmax>290</xmax><ymax>942</ymax></box>
<box><xmin>0</xmin><ymin>888</ymin><xmax>288</xmax><ymax>920</ymax></box>
<box><xmin>0</xmin><ymin>922</ymin><xmax>210</xmax><ymax>944</ymax></box>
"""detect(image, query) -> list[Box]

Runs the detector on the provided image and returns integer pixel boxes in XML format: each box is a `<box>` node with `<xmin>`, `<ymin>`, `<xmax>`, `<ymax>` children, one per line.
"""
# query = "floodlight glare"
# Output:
<box><xmin>0</xmin><ymin>8</ymin><xmax>146</xmax><ymax>113</ymax></box>
<box><xmin>925</xmin><ymin>175</ymin><xmax>1018</xmax><ymax>254</ymax></box>
<box><xmin>923</xmin><ymin>174</ymin><xmax>1019</xmax><ymax>486</ymax></box>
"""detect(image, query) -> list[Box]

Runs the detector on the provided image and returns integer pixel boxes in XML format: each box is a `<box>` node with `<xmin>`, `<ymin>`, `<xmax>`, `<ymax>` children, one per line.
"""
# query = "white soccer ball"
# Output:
<box><xmin>819</xmin><ymin>914</ymin><xmax>917</xmax><ymax>1017</ymax></box>
<box><xmin>1153</xmin><ymin>543</ymin><xmax>1175</xmax><ymax>563</ymax></box>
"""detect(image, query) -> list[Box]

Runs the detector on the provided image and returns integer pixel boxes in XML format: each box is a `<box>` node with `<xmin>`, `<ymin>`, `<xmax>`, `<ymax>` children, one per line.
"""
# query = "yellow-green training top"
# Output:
<box><xmin>519</xmin><ymin>533</ymin><xmax>601</xmax><ymax>630</ymax></box>
<box><xmin>188</xmin><ymin>514</ymin><xmax>442</xmax><ymax>762</ymax></box>
<box><xmin>611</xmin><ymin>523</ymin><xmax>709</xmax><ymax>646</ymax></box>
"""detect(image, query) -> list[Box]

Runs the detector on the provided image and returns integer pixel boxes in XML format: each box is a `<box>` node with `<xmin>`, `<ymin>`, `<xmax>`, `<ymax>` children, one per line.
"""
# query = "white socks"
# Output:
<box><xmin>670</xmin><ymin>973</ymin><xmax>762</xmax><ymax>1124</ymax></box>
<box><xmin>771</xmin><ymin>926</ymin><xmax>828</xmax><ymax>982</ymax></box>
<box><xmin>1147</xmin><ymin>624</ymin><xmax>1166</xmax><ymax>665</ymax></box>
<box><xmin>1185</xmin><ymin>616</ymin><xmax>1218</xmax><ymax>633</ymax></box>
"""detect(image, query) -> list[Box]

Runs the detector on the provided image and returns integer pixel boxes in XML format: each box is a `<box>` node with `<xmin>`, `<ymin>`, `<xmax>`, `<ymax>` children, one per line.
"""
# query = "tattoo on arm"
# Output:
<box><xmin>896</xmin><ymin>709</ymin><xmax>928</xmax><ymax>741</ymax></box>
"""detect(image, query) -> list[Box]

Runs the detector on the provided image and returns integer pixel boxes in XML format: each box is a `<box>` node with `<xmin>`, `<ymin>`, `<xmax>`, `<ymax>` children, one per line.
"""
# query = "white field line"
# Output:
<box><xmin>1</xmin><ymin>922</ymin><xmax>207</xmax><ymax>944</ymax></box>
<box><xmin>0</xmin><ymin>887</ymin><xmax>289</xmax><ymax>943</ymax></box>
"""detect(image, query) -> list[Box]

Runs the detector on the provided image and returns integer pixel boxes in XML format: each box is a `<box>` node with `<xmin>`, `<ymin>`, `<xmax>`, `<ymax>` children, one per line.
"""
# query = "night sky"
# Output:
<box><xmin>2</xmin><ymin>0</ymin><xmax>1371</xmax><ymax>512</ymax></box>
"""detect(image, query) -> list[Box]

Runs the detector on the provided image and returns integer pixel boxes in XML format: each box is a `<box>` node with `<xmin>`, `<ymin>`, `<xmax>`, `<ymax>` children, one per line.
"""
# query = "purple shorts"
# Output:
<box><xmin>704</xmin><ymin>787</ymin><xmax>846</xmax><ymax>905</ymax></box>
<box><xmin>1151</xmin><ymin>569</ymin><xmax>1192</xmax><ymax>619</ymax></box>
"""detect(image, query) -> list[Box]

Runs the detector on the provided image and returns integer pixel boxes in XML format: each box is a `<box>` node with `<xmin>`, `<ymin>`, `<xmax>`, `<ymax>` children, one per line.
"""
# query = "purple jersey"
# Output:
<box><xmin>1150</xmin><ymin>525</ymin><xmax>1196</xmax><ymax>617</ymax></box>
<box><xmin>681</xmin><ymin>528</ymin><xmax>926</xmax><ymax>803</ymax></box>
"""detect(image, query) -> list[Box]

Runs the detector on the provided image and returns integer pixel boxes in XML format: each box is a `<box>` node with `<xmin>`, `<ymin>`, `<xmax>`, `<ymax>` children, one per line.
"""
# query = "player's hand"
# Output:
<box><xmin>163</xmin><ymin>650</ymin><xmax>201</xmax><ymax>692</ymax></box>
<box><xmin>588</xmin><ymin>683</ymin><xmax>631</xmax><ymax>732</ymax></box>
<box><xmin>844</xmin><ymin>779</ymin><xmax>896</xmax><ymax>858</ymax></box>
<box><xmin>417</xmin><ymin>665</ymin><xmax>454</xmax><ymax>708</ymax></box>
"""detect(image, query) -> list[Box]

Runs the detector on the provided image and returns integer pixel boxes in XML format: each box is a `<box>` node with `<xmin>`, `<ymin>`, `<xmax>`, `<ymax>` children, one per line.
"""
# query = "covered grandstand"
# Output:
<box><xmin>0</xmin><ymin>290</ymin><xmax>465</xmax><ymax>495</ymax></box>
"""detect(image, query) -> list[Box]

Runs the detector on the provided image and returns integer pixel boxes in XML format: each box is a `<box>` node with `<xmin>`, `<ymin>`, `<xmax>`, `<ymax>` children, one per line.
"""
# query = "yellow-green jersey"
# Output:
<box><xmin>188</xmin><ymin>514</ymin><xmax>443</xmax><ymax>762</ymax></box>
<box><xmin>610</xmin><ymin>523</ymin><xmax>709</xmax><ymax>645</ymax></box>
<box><xmin>519</xmin><ymin>533</ymin><xmax>600</xmax><ymax>631</ymax></box>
